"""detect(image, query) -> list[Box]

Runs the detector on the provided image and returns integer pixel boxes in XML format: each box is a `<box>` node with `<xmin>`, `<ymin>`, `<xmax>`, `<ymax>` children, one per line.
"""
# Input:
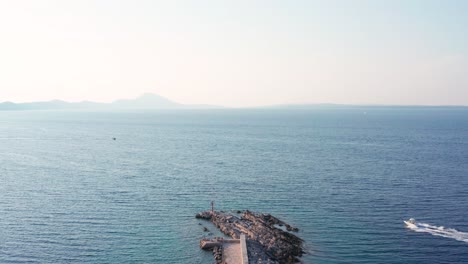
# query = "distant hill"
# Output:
<box><xmin>2</xmin><ymin>95</ymin><xmax>466</xmax><ymax>111</ymax></box>
<box><xmin>0</xmin><ymin>100</ymin><xmax>102</xmax><ymax>110</ymax></box>
<box><xmin>262</xmin><ymin>103</ymin><xmax>468</xmax><ymax>110</ymax></box>
<box><xmin>0</xmin><ymin>93</ymin><xmax>220</xmax><ymax>110</ymax></box>
<box><xmin>112</xmin><ymin>93</ymin><xmax>181</xmax><ymax>109</ymax></box>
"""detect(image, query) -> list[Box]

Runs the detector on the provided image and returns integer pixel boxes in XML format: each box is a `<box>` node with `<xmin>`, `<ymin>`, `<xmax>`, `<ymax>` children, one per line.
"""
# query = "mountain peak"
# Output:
<box><xmin>112</xmin><ymin>93</ymin><xmax>180</xmax><ymax>109</ymax></box>
<box><xmin>135</xmin><ymin>93</ymin><xmax>170</xmax><ymax>101</ymax></box>
<box><xmin>139</xmin><ymin>92</ymin><xmax>161</xmax><ymax>98</ymax></box>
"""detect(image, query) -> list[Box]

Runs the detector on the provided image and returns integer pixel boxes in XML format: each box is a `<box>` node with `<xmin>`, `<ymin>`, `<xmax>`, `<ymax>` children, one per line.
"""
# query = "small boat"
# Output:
<box><xmin>404</xmin><ymin>218</ymin><xmax>417</xmax><ymax>228</ymax></box>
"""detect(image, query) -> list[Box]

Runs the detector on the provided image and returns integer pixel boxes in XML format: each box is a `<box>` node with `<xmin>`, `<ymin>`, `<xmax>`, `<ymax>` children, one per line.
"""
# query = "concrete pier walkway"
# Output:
<box><xmin>223</xmin><ymin>241</ymin><xmax>241</xmax><ymax>264</ymax></box>
<box><xmin>223</xmin><ymin>234</ymin><xmax>248</xmax><ymax>264</ymax></box>
<box><xmin>200</xmin><ymin>234</ymin><xmax>248</xmax><ymax>264</ymax></box>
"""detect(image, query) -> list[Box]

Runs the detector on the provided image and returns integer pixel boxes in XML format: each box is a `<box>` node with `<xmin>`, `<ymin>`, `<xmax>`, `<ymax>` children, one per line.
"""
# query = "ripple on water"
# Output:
<box><xmin>0</xmin><ymin>109</ymin><xmax>467</xmax><ymax>263</ymax></box>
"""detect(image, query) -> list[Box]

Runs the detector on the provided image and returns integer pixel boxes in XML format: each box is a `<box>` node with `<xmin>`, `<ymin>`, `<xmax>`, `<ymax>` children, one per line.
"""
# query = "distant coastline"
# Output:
<box><xmin>1</xmin><ymin>93</ymin><xmax>467</xmax><ymax>111</ymax></box>
<box><xmin>0</xmin><ymin>93</ymin><xmax>221</xmax><ymax>111</ymax></box>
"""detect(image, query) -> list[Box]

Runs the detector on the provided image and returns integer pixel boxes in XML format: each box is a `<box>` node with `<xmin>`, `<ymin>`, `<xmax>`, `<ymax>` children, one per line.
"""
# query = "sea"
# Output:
<box><xmin>0</xmin><ymin>108</ymin><xmax>467</xmax><ymax>264</ymax></box>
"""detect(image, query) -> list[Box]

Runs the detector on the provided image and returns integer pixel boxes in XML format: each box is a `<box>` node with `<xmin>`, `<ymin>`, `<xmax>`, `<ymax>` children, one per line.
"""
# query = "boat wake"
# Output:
<box><xmin>406</xmin><ymin>220</ymin><xmax>468</xmax><ymax>243</ymax></box>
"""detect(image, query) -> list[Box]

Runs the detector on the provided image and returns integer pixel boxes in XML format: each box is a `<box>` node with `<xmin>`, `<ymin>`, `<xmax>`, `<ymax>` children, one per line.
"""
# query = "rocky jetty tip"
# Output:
<box><xmin>196</xmin><ymin>209</ymin><xmax>304</xmax><ymax>264</ymax></box>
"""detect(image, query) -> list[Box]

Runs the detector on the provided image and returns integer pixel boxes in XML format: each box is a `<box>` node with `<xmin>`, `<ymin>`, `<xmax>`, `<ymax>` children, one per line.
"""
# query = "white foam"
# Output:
<box><xmin>406</xmin><ymin>220</ymin><xmax>468</xmax><ymax>243</ymax></box>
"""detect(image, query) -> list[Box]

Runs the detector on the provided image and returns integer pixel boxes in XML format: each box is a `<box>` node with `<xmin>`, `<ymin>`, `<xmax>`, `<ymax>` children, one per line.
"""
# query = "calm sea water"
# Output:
<box><xmin>1</xmin><ymin>108</ymin><xmax>467</xmax><ymax>263</ymax></box>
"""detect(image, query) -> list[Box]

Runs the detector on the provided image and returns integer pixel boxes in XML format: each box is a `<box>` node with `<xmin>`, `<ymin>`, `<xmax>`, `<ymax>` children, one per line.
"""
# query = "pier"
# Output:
<box><xmin>200</xmin><ymin>234</ymin><xmax>249</xmax><ymax>264</ymax></box>
<box><xmin>197</xmin><ymin>209</ymin><xmax>304</xmax><ymax>263</ymax></box>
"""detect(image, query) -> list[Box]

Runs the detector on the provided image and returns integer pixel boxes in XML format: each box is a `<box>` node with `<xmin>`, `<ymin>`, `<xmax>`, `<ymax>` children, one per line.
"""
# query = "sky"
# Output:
<box><xmin>0</xmin><ymin>0</ymin><xmax>467</xmax><ymax>107</ymax></box>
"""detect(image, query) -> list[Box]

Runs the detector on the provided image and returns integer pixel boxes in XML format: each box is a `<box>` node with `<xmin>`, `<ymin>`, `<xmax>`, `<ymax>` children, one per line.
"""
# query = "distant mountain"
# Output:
<box><xmin>0</xmin><ymin>100</ymin><xmax>102</xmax><ymax>111</ymax></box>
<box><xmin>112</xmin><ymin>93</ymin><xmax>181</xmax><ymax>109</ymax></box>
<box><xmin>4</xmin><ymin>95</ymin><xmax>463</xmax><ymax>111</ymax></box>
<box><xmin>0</xmin><ymin>93</ymin><xmax>219</xmax><ymax>110</ymax></box>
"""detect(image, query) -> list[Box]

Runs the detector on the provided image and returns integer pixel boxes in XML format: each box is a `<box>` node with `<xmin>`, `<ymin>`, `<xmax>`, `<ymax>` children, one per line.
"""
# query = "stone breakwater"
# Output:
<box><xmin>196</xmin><ymin>210</ymin><xmax>304</xmax><ymax>263</ymax></box>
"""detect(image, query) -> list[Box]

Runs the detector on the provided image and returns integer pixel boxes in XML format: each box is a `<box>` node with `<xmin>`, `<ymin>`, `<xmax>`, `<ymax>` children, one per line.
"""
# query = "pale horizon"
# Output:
<box><xmin>2</xmin><ymin>92</ymin><xmax>468</xmax><ymax>108</ymax></box>
<box><xmin>1</xmin><ymin>1</ymin><xmax>467</xmax><ymax>107</ymax></box>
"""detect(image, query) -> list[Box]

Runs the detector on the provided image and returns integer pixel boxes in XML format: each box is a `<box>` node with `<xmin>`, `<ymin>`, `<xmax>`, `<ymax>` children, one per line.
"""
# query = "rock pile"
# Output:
<box><xmin>213</xmin><ymin>246</ymin><xmax>223</xmax><ymax>264</ymax></box>
<box><xmin>196</xmin><ymin>210</ymin><xmax>304</xmax><ymax>263</ymax></box>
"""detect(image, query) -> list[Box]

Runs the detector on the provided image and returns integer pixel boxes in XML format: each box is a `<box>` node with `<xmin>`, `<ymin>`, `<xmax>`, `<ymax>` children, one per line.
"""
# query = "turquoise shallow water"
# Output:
<box><xmin>1</xmin><ymin>108</ymin><xmax>467</xmax><ymax>263</ymax></box>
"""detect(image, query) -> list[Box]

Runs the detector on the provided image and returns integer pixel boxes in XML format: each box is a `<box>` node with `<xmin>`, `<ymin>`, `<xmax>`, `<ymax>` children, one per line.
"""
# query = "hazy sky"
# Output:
<box><xmin>0</xmin><ymin>0</ymin><xmax>467</xmax><ymax>106</ymax></box>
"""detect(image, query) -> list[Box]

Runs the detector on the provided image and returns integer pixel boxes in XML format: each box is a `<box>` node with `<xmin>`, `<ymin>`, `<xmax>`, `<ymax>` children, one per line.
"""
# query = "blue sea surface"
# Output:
<box><xmin>0</xmin><ymin>108</ymin><xmax>467</xmax><ymax>263</ymax></box>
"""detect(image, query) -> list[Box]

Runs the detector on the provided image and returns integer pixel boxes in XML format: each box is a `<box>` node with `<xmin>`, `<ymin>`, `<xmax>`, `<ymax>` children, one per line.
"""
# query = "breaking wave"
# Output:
<box><xmin>406</xmin><ymin>220</ymin><xmax>468</xmax><ymax>243</ymax></box>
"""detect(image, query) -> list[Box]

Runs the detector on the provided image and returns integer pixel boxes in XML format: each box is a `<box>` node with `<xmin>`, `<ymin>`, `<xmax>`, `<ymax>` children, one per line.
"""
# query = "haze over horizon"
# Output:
<box><xmin>1</xmin><ymin>1</ymin><xmax>467</xmax><ymax>107</ymax></box>
<box><xmin>2</xmin><ymin>92</ymin><xmax>468</xmax><ymax>108</ymax></box>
